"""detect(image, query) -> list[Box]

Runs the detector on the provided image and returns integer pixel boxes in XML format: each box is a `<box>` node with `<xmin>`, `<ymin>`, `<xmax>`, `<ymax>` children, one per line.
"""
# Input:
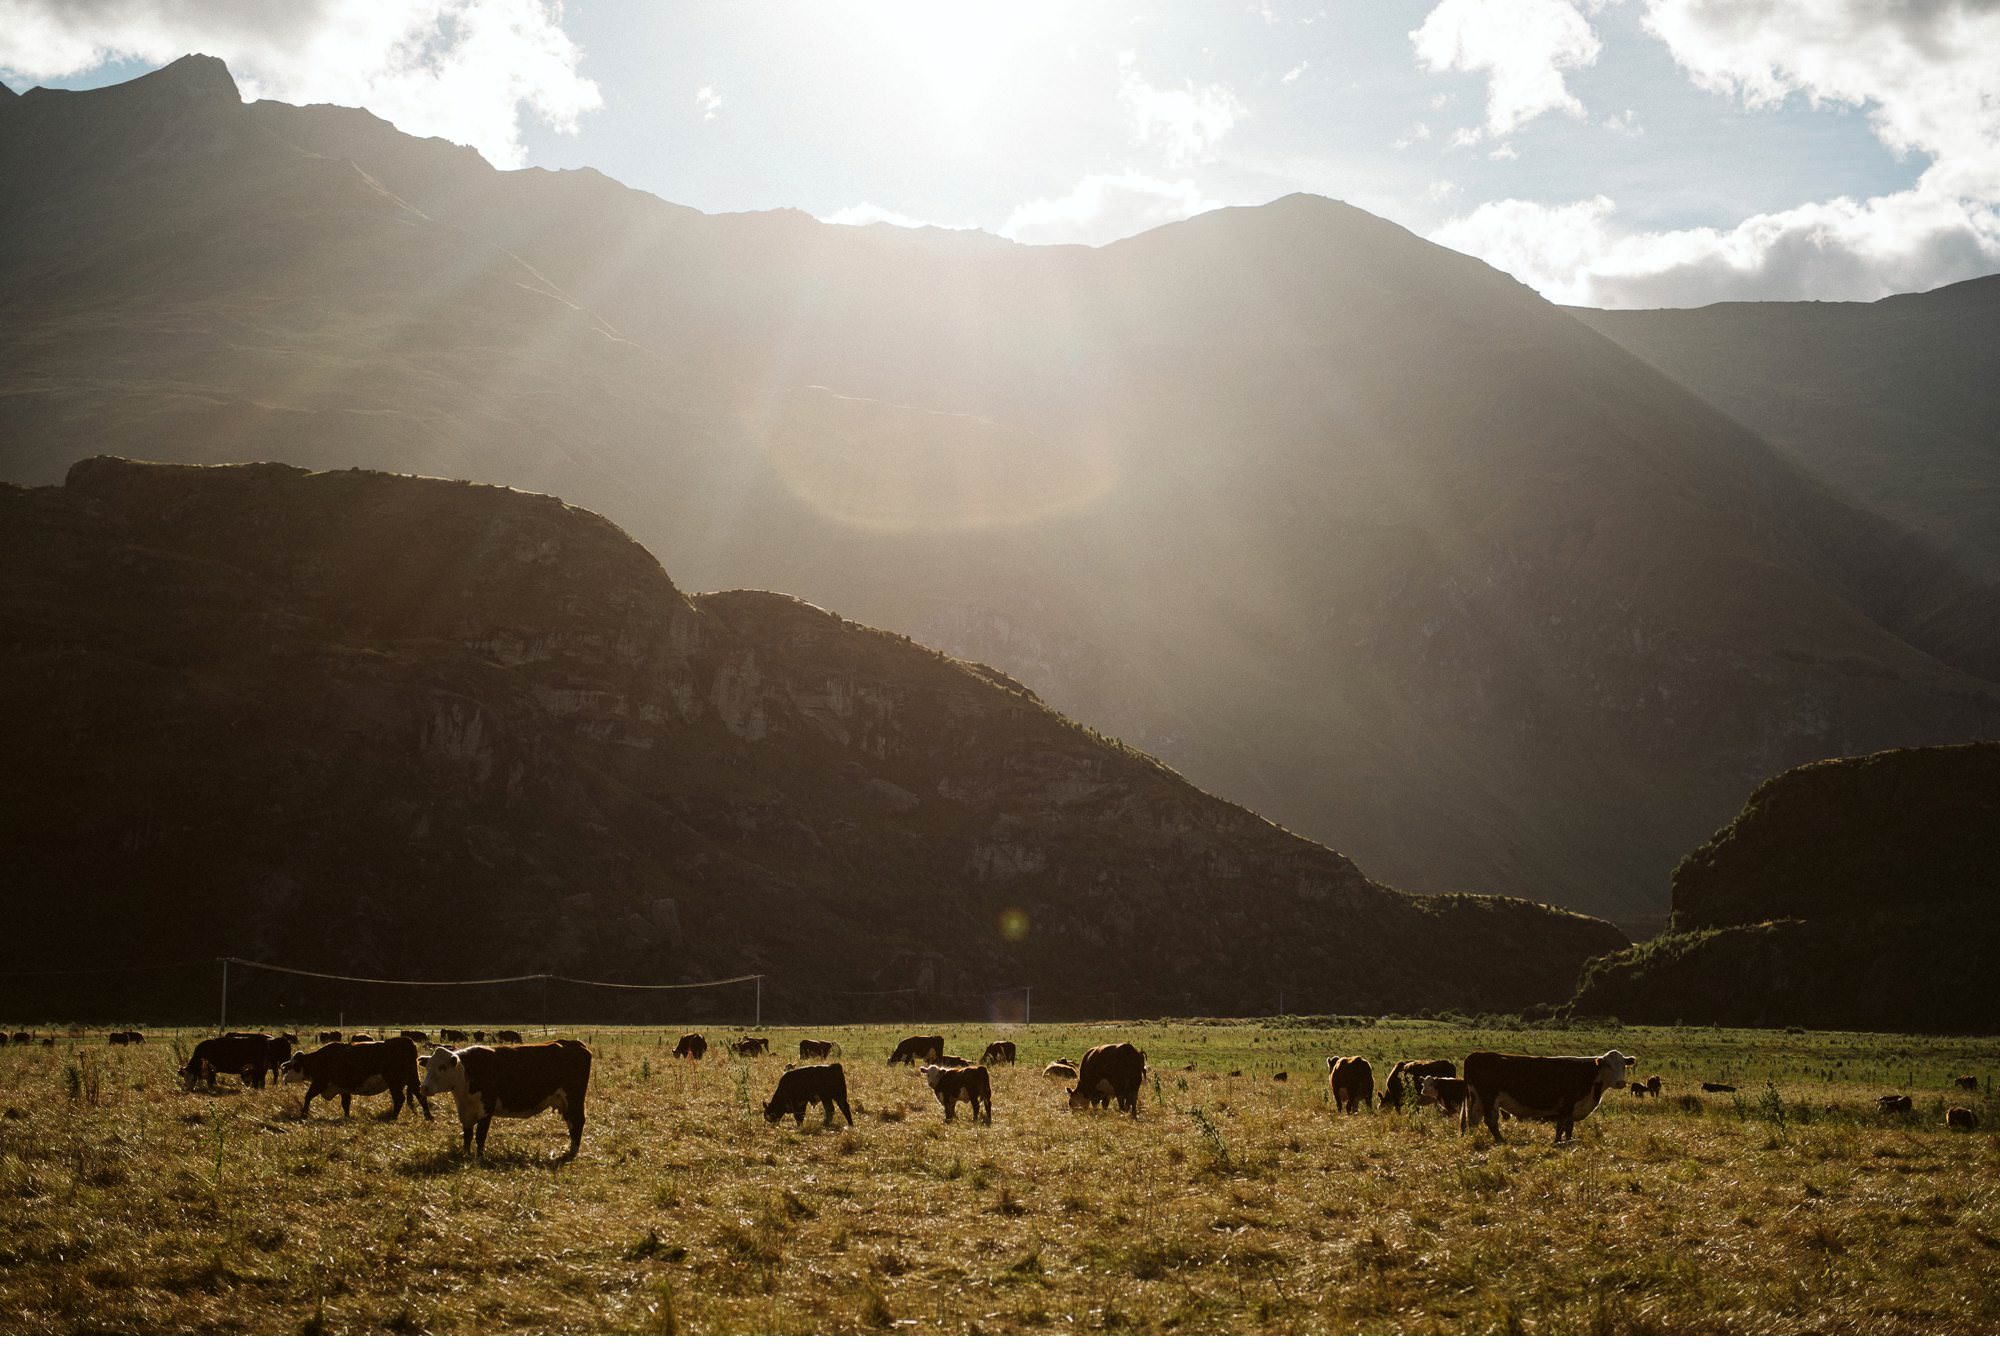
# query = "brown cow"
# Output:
<box><xmin>282</xmin><ymin>1038</ymin><xmax>431</xmax><ymax>1120</ymax></box>
<box><xmin>1948</xmin><ymin>1107</ymin><xmax>1978</xmax><ymax>1130</ymax></box>
<box><xmin>1378</xmin><ymin>1058</ymin><xmax>1454</xmax><ymax>1111</ymax></box>
<box><xmin>473</xmin><ymin>1031</ymin><xmax>488</xmax><ymax>1043</ymax></box>
<box><xmin>888</xmin><ymin>1034</ymin><xmax>945</xmax><ymax>1066</ymax></box>
<box><xmin>732</xmin><ymin>1036</ymin><xmax>770</xmax><ymax>1058</ymax></box>
<box><xmin>318</xmin><ymin>1031</ymin><xmax>344</xmax><ymax>1045</ymax></box>
<box><xmin>494</xmin><ymin>1030</ymin><xmax>523</xmax><ymax>1044</ymax></box>
<box><xmin>672</xmin><ymin>1033</ymin><xmax>707</xmax><ymax>1061</ymax></box>
<box><xmin>1327</xmin><ymin>1056</ymin><xmax>1374</xmax><ymax>1114</ymax></box>
<box><xmin>763</xmin><ymin>1063</ymin><xmax>853</xmax><ymax>1127</ymax></box>
<box><xmin>1878</xmin><ymin>1094</ymin><xmax>1914</xmax><ymax>1114</ymax></box>
<box><xmin>929</xmin><ymin>1053</ymin><xmax>974</xmax><ymax>1068</ymax></box>
<box><xmin>182</xmin><ymin>1032</ymin><xmax>295</xmax><ymax>1090</ymax></box>
<box><xmin>1418</xmin><ymin>1075</ymin><xmax>1477</xmax><ymax>1122</ymax></box>
<box><xmin>1462</xmin><ymin>1051</ymin><xmax>1635</xmax><ymax>1143</ymax></box>
<box><xmin>1069</xmin><ymin>1043</ymin><xmax>1146</xmax><ymax>1117</ymax></box>
<box><xmin>8</xmin><ymin>1032</ymin><xmax>29</xmax><ymax>1046</ymax></box>
<box><xmin>107</xmin><ymin>1032</ymin><xmax>130</xmax><ymax>1046</ymax></box>
<box><xmin>797</xmin><ymin>1038</ymin><xmax>837</xmax><ymax>1060</ymax></box>
<box><xmin>981</xmin><ymin>1040</ymin><xmax>1018</xmax><ymax>1066</ymax></box>
<box><xmin>921</xmin><ymin>1063</ymin><xmax>992</xmax><ymax>1123</ymax></box>
<box><xmin>1642</xmin><ymin>1075</ymin><xmax>1661</xmax><ymax>1097</ymax></box>
<box><xmin>439</xmin><ymin>1029</ymin><xmax>470</xmax><ymax>1044</ymax></box>
<box><xmin>399</xmin><ymin>1030</ymin><xmax>430</xmax><ymax>1044</ymax></box>
<box><xmin>421</xmin><ymin>1040</ymin><xmax>592</xmax><ymax>1160</ymax></box>
<box><xmin>1043</xmin><ymin>1059</ymin><xmax>1078</xmax><ymax>1080</ymax></box>
<box><xmin>1954</xmin><ymin>1075</ymin><xmax>1979</xmax><ymax>1091</ymax></box>
<box><xmin>1701</xmin><ymin>1082</ymin><xmax>1736</xmax><ymax>1093</ymax></box>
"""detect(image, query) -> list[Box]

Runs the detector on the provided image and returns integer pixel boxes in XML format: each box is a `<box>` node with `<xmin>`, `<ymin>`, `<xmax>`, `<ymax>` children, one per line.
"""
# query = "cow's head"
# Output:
<box><xmin>918</xmin><ymin>1063</ymin><xmax>946</xmax><ymax>1090</ymax></box>
<box><xmin>279</xmin><ymin>1054</ymin><xmax>309</xmax><ymax>1086</ymax></box>
<box><xmin>1596</xmin><ymin>1050</ymin><xmax>1636</xmax><ymax>1087</ymax></box>
<box><xmin>179</xmin><ymin>1056</ymin><xmax>204</xmax><ymax>1090</ymax></box>
<box><xmin>420</xmin><ymin>1046</ymin><xmax>467</xmax><ymax>1098</ymax></box>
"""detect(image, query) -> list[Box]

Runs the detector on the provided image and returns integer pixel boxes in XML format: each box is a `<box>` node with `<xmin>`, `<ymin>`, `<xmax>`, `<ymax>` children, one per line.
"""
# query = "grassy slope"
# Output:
<box><xmin>2</xmin><ymin>1021</ymin><xmax>1997</xmax><ymax>1333</ymax></box>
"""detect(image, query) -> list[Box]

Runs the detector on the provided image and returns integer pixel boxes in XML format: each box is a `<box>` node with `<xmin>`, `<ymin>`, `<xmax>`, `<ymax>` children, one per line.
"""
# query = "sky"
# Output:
<box><xmin>3</xmin><ymin>0</ymin><xmax>1997</xmax><ymax>308</ymax></box>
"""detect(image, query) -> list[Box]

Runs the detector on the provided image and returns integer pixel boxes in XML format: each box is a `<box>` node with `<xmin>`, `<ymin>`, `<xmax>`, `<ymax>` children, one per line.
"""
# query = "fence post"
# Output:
<box><xmin>218</xmin><ymin>957</ymin><xmax>229</xmax><ymax>1031</ymax></box>
<box><xmin>754</xmin><ymin>976</ymin><xmax>762</xmax><ymax>1028</ymax></box>
<box><xmin>541</xmin><ymin>975</ymin><xmax>550</xmax><ymax>1035</ymax></box>
<box><xmin>1024</xmin><ymin>986</ymin><xmax>1032</xmax><ymax>1026</ymax></box>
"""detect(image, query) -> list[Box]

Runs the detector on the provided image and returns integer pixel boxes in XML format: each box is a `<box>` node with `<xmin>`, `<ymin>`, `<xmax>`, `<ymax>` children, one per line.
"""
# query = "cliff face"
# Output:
<box><xmin>0</xmin><ymin>459</ymin><xmax>1624</xmax><ymax>1019</ymax></box>
<box><xmin>1571</xmin><ymin>744</ymin><xmax>2000</xmax><ymax>1031</ymax></box>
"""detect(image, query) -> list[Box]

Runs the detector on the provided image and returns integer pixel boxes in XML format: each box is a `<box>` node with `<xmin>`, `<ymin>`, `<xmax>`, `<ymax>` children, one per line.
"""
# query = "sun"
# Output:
<box><xmin>850</xmin><ymin>1</ymin><xmax>1073</xmax><ymax>154</ymax></box>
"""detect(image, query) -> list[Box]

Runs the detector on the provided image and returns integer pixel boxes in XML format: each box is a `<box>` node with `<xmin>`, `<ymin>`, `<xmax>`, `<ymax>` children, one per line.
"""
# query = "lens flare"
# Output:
<box><xmin>999</xmin><ymin>907</ymin><xmax>1030</xmax><ymax>941</ymax></box>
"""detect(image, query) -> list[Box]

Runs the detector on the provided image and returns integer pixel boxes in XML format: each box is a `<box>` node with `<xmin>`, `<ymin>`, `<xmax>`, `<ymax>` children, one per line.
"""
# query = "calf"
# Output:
<box><xmin>731</xmin><ymin>1036</ymin><xmax>770</xmax><ymax>1057</ymax></box>
<box><xmin>1378</xmin><ymin>1058</ymin><xmax>1454</xmax><ymax>1111</ymax></box>
<box><xmin>282</xmin><ymin>1038</ymin><xmax>431</xmax><ymax>1120</ymax></box>
<box><xmin>1877</xmin><ymin>1094</ymin><xmax>1914</xmax><ymax>1114</ymax></box>
<box><xmin>1418</xmin><ymin>1075</ymin><xmax>1477</xmax><ymax>1122</ymax></box>
<box><xmin>1068</xmin><ymin>1043</ymin><xmax>1146</xmax><ymax>1117</ymax></box>
<box><xmin>920</xmin><ymin>1063</ymin><xmax>992</xmax><ymax>1123</ymax></box>
<box><xmin>797</xmin><ymin>1038</ymin><xmax>837</xmax><ymax>1060</ymax></box>
<box><xmin>1948</xmin><ymin>1107</ymin><xmax>1978</xmax><ymax>1130</ymax></box>
<box><xmin>1462</xmin><ymin>1050</ymin><xmax>1635</xmax><ymax>1143</ymax></box>
<box><xmin>672</xmin><ymin>1033</ymin><xmax>707</xmax><ymax>1061</ymax></box>
<box><xmin>1327</xmin><ymin>1056</ymin><xmax>1374</xmax><ymax>1114</ymax></box>
<box><xmin>888</xmin><ymin>1034</ymin><xmax>945</xmax><ymax>1066</ymax></box>
<box><xmin>421</xmin><ymin>1040</ymin><xmax>592</xmax><ymax>1160</ymax></box>
<box><xmin>1043</xmin><ymin>1060</ymin><xmax>1078</xmax><ymax>1081</ymax></box>
<box><xmin>763</xmin><ymin>1062</ymin><xmax>853</xmax><ymax>1127</ymax></box>
<box><xmin>1642</xmin><ymin>1075</ymin><xmax>1661</xmax><ymax>1098</ymax></box>
<box><xmin>1954</xmin><ymin>1075</ymin><xmax>1979</xmax><ymax>1091</ymax></box>
<box><xmin>182</xmin><ymin>1032</ymin><xmax>295</xmax><ymax>1090</ymax></box>
<box><xmin>981</xmin><ymin>1040</ymin><xmax>1018</xmax><ymax>1066</ymax></box>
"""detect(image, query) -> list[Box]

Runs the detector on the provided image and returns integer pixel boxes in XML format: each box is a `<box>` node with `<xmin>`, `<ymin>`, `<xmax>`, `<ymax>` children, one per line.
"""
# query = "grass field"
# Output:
<box><xmin>1</xmin><ymin>1020</ymin><xmax>1996</xmax><ymax>1333</ymax></box>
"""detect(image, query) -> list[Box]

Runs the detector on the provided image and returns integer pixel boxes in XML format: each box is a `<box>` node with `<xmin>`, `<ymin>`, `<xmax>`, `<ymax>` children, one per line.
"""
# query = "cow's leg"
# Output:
<box><xmin>415</xmin><ymin>1083</ymin><xmax>433</xmax><ymax>1121</ymax></box>
<box><xmin>943</xmin><ymin>1095</ymin><xmax>955</xmax><ymax>1122</ymax></box>
<box><xmin>793</xmin><ymin>1105</ymin><xmax>806</xmax><ymax>1125</ymax></box>
<box><xmin>474</xmin><ymin>1116</ymin><xmax>491</xmax><ymax>1157</ymax></box>
<box><xmin>838</xmin><ymin>1094</ymin><xmax>854</xmax><ymax>1127</ymax></box>
<box><xmin>300</xmin><ymin>1090</ymin><xmax>314</xmax><ymax>1120</ymax></box>
<box><xmin>341</xmin><ymin>1092</ymin><xmax>352</xmax><ymax>1117</ymax></box>
<box><xmin>388</xmin><ymin>1086</ymin><xmax>405</xmax><ymax>1120</ymax></box>
<box><xmin>562</xmin><ymin>1107</ymin><xmax>583</xmax><ymax>1160</ymax></box>
<box><xmin>822</xmin><ymin>1099</ymin><xmax>835</xmax><ymax>1126</ymax></box>
<box><xmin>1482</xmin><ymin>1099</ymin><xmax>1504</xmax><ymax>1143</ymax></box>
<box><xmin>460</xmin><ymin>1122</ymin><xmax>475</xmax><ymax>1152</ymax></box>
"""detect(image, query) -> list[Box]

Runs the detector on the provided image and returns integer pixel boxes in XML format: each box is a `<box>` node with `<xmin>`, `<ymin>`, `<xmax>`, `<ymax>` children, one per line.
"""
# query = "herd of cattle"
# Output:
<box><xmin>6</xmin><ymin>1028</ymin><xmax>1986</xmax><ymax>1160</ymax></box>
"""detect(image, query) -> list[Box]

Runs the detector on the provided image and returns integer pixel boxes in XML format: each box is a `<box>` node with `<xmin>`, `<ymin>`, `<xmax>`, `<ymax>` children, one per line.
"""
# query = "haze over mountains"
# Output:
<box><xmin>5</xmin><ymin>56</ymin><xmax>2000</xmax><ymax>933</ymax></box>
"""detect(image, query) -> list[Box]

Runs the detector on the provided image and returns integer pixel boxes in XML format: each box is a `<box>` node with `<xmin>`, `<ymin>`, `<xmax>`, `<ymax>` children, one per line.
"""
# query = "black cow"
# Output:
<box><xmin>764</xmin><ymin>1063</ymin><xmax>854</xmax><ymax>1127</ymax></box>
<box><xmin>981</xmin><ymin>1040</ymin><xmax>1018</xmax><ymax>1066</ymax></box>
<box><xmin>673</xmin><ymin>1033</ymin><xmax>708</xmax><ymax>1061</ymax></box>
<box><xmin>888</xmin><ymin>1034</ymin><xmax>944</xmax><ymax>1066</ymax></box>
<box><xmin>282</xmin><ymin>1038</ymin><xmax>432</xmax><ymax>1120</ymax></box>
<box><xmin>182</xmin><ymin>1032</ymin><xmax>296</xmax><ymax>1089</ymax></box>
<box><xmin>798</xmin><ymin>1038</ymin><xmax>838</xmax><ymax>1060</ymax></box>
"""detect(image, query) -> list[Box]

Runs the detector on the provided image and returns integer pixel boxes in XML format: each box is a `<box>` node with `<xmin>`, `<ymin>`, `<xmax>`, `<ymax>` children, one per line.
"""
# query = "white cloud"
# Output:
<box><xmin>1392</xmin><ymin>120</ymin><xmax>1432</xmax><ymax>150</ymax></box>
<box><xmin>0</xmin><ymin>0</ymin><xmax>600</xmax><ymax>169</ymax></box>
<box><xmin>1422</xmin><ymin>179</ymin><xmax>1459</xmax><ymax>204</ymax></box>
<box><xmin>1116</xmin><ymin>53</ymin><xmax>1245</xmax><ymax>166</ymax></box>
<box><xmin>1601</xmin><ymin>107</ymin><xmax>1642</xmax><ymax>135</ymax></box>
<box><xmin>694</xmin><ymin>83</ymin><xmax>720</xmax><ymax>122</ymax></box>
<box><xmin>1411</xmin><ymin>0</ymin><xmax>1613</xmax><ymax>142</ymax></box>
<box><xmin>1280</xmin><ymin>61</ymin><xmax>1308</xmax><ymax>85</ymax></box>
<box><xmin>820</xmin><ymin>202</ymin><xmax>934</xmax><ymax>229</ymax></box>
<box><xmin>1001</xmin><ymin>170</ymin><xmax>1224</xmax><ymax>246</ymax></box>
<box><xmin>1431</xmin><ymin>190</ymin><xmax>2000</xmax><ymax>306</ymax></box>
<box><xmin>1486</xmin><ymin>141</ymin><xmax>1518</xmax><ymax>160</ymax></box>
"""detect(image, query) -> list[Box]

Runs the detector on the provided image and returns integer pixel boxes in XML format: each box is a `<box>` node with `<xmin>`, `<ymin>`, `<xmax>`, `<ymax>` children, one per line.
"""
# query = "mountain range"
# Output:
<box><xmin>4</xmin><ymin>55</ymin><xmax>1999</xmax><ymax>937</ymax></box>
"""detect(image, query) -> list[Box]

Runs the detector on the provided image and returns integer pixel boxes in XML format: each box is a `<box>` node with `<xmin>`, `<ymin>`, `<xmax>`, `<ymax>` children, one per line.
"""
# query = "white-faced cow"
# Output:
<box><xmin>1378</xmin><ymin>1058</ymin><xmax>1453</xmax><ymax>1111</ymax></box>
<box><xmin>920</xmin><ymin>1063</ymin><xmax>992</xmax><ymax>1123</ymax></box>
<box><xmin>421</xmin><ymin>1040</ymin><xmax>592</xmax><ymax>1160</ymax></box>
<box><xmin>282</xmin><ymin>1038</ymin><xmax>431</xmax><ymax>1120</ymax></box>
<box><xmin>981</xmin><ymin>1040</ymin><xmax>1018</xmax><ymax>1066</ymax></box>
<box><xmin>672</xmin><ymin>1033</ymin><xmax>707</xmax><ymax>1061</ymax></box>
<box><xmin>1462</xmin><ymin>1050</ymin><xmax>1635</xmax><ymax>1143</ymax></box>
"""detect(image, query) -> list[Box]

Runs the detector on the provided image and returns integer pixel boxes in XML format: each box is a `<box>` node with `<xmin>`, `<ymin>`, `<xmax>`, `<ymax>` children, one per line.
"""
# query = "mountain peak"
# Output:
<box><xmin>141</xmin><ymin>53</ymin><xmax>240</xmax><ymax>103</ymax></box>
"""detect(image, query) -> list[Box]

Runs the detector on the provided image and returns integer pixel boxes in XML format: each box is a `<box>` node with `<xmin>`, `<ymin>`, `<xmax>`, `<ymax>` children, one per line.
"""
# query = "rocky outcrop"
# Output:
<box><xmin>0</xmin><ymin>459</ymin><xmax>1624</xmax><ymax>1021</ymax></box>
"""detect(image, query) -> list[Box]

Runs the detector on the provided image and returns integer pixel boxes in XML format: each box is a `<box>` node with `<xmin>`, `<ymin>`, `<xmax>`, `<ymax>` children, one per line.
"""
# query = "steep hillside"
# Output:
<box><xmin>0</xmin><ymin>458</ymin><xmax>1624</xmax><ymax>1019</ymax></box>
<box><xmin>6</xmin><ymin>58</ymin><xmax>2000</xmax><ymax>930</ymax></box>
<box><xmin>1573</xmin><ymin>278</ymin><xmax>2000</xmax><ymax>583</ymax></box>
<box><xmin>1570</xmin><ymin>744</ymin><xmax>2000</xmax><ymax>1031</ymax></box>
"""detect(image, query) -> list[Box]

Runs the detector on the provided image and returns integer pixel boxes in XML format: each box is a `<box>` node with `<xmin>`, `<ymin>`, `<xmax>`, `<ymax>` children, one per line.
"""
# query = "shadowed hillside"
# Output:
<box><xmin>1571</xmin><ymin>744</ymin><xmax>2000</xmax><ymax>1031</ymax></box>
<box><xmin>6</xmin><ymin>57</ymin><xmax>2000</xmax><ymax>931</ymax></box>
<box><xmin>0</xmin><ymin>458</ymin><xmax>1625</xmax><ymax>1018</ymax></box>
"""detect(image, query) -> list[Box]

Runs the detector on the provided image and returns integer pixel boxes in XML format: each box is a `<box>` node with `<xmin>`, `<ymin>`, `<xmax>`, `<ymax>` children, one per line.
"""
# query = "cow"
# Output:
<box><xmin>9</xmin><ymin>1032</ymin><xmax>31</xmax><ymax>1045</ymax></box>
<box><xmin>929</xmin><ymin>1053</ymin><xmax>974</xmax><ymax>1068</ymax></box>
<box><xmin>281</xmin><ymin>1038</ymin><xmax>432</xmax><ymax>1120</ymax></box>
<box><xmin>981</xmin><ymin>1040</ymin><xmax>1018</xmax><ymax>1066</ymax></box>
<box><xmin>108</xmin><ymin>1032</ymin><xmax>129</xmax><ymax>1046</ymax></box>
<box><xmin>1954</xmin><ymin>1075</ymin><xmax>1979</xmax><ymax>1091</ymax></box>
<box><xmin>126</xmin><ymin>1030</ymin><xmax>145</xmax><ymax>1044</ymax></box>
<box><xmin>1273</xmin><ymin>1071</ymin><xmax>1289</xmax><ymax>1082</ymax></box>
<box><xmin>672</xmin><ymin>1033</ymin><xmax>708</xmax><ymax>1061</ymax></box>
<box><xmin>1948</xmin><ymin>1107</ymin><xmax>1978</xmax><ymax>1130</ymax></box>
<box><xmin>1068</xmin><ymin>1043</ymin><xmax>1146</xmax><ymax>1117</ymax></box>
<box><xmin>1418</xmin><ymin>1076</ymin><xmax>1477</xmax><ymax>1122</ymax></box>
<box><xmin>1629</xmin><ymin>1082</ymin><xmax>1648</xmax><ymax>1097</ymax></box>
<box><xmin>888</xmin><ymin>1034</ymin><xmax>945</xmax><ymax>1066</ymax></box>
<box><xmin>439</xmin><ymin>1029</ymin><xmax>470</xmax><ymax>1044</ymax></box>
<box><xmin>472</xmin><ymin>1031</ymin><xmax>488</xmax><ymax>1043</ymax></box>
<box><xmin>1461</xmin><ymin>1050</ymin><xmax>1635</xmax><ymax>1143</ymax></box>
<box><xmin>494</xmin><ymin>1030</ymin><xmax>523</xmax><ymax>1044</ymax></box>
<box><xmin>182</xmin><ymin>1032</ymin><xmax>296</xmax><ymax>1090</ymax></box>
<box><xmin>920</xmin><ymin>1063</ymin><xmax>992</xmax><ymax>1123</ymax></box>
<box><xmin>1044</xmin><ymin>1060</ymin><xmax>1078</xmax><ymax>1080</ymax></box>
<box><xmin>731</xmin><ymin>1036</ymin><xmax>770</xmax><ymax>1058</ymax></box>
<box><xmin>1327</xmin><ymin>1056</ymin><xmax>1374</xmax><ymax>1114</ymax></box>
<box><xmin>318</xmin><ymin>1031</ymin><xmax>344</xmax><ymax>1045</ymax></box>
<box><xmin>1877</xmin><ymin>1095</ymin><xmax>1914</xmax><ymax>1114</ymax></box>
<box><xmin>420</xmin><ymin>1040</ymin><xmax>592</xmax><ymax>1160</ymax></box>
<box><xmin>400</xmin><ymin>1030</ymin><xmax>430</xmax><ymax>1044</ymax></box>
<box><xmin>797</xmin><ymin>1038</ymin><xmax>838</xmax><ymax>1060</ymax></box>
<box><xmin>1701</xmin><ymin>1082</ymin><xmax>1736</xmax><ymax>1093</ymax></box>
<box><xmin>1378</xmin><ymin>1058</ymin><xmax>1454</xmax><ymax>1111</ymax></box>
<box><xmin>762</xmin><ymin>1062</ymin><xmax>853</xmax><ymax>1127</ymax></box>
<box><xmin>1642</xmin><ymin>1075</ymin><xmax>1661</xmax><ymax>1097</ymax></box>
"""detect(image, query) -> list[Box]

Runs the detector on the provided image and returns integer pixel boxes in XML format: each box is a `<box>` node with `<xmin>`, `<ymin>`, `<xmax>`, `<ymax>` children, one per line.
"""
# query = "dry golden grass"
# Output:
<box><xmin>0</xmin><ymin>1020</ymin><xmax>1996</xmax><ymax>1333</ymax></box>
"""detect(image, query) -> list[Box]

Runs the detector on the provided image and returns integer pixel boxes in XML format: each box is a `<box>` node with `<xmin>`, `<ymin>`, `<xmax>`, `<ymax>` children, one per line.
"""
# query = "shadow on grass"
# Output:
<box><xmin>395</xmin><ymin>1146</ymin><xmax>574</xmax><ymax>1176</ymax></box>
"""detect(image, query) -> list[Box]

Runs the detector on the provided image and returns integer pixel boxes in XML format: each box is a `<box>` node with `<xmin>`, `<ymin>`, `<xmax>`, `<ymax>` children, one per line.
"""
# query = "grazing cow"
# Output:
<box><xmin>763</xmin><ymin>1063</ymin><xmax>854</xmax><ymax>1127</ymax></box>
<box><xmin>1948</xmin><ymin>1107</ymin><xmax>1978</xmax><ymax>1130</ymax></box>
<box><xmin>1642</xmin><ymin>1075</ymin><xmax>1661</xmax><ymax>1097</ymax></box>
<box><xmin>1273</xmin><ymin>1071</ymin><xmax>1289</xmax><ymax>1082</ymax></box>
<box><xmin>318</xmin><ymin>1031</ymin><xmax>344</xmax><ymax>1045</ymax></box>
<box><xmin>731</xmin><ymin>1036</ymin><xmax>770</xmax><ymax>1058</ymax></box>
<box><xmin>182</xmin><ymin>1032</ymin><xmax>296</xmax><ymax>1090</ymax></box>
<box><xmin>672</xmin><ymin>1033</ymin><xmax>708</xmax><ymax>1061</ymax></box>
<box><xmin>981</xmin><ymin>1040</ymin><xmax>1018</xmax><ymax>1066</ymax></box>
<box><xmin>1044</xmin><ymin>1060</ymin><xmax>1078</xmax><ymax>1080</ymax></box>
<box><xmin>421</xmin><ymin>1040</ymin><xmax>592</xmax><ymax>1160</ymax></box>
<box><xmin>473</xmin><ymin>1031</ymin><xmax>487</xmax><ymax>1043</ymax></box>
<box><xmin>281</xmin><ymin>1038</ymin><xmax>431</xmax><ymax>1120</ymax></box>
<box><xmin>126</xmin><ymin>1031</ymin><xmax>146</xmax><ymax>1044</ymax></box>
<box><xmin>920</xmin><ymin>1063</ymin><xmax>992</xmax><ymax>1123</ymax></box>
<box><xmin>1877</xmin><ymin>1095</ymin><xmax>1914</xmax><ymax>1114</ymax></box>
<box><xmin>1378</xmin><ymin>1058</ymin><xmax>1455</xmax><ymax>1111</ymax></box>
<box><xmin>1327</xmin><ymin>1057</ymin><xmax>1375</xmax><ymax>1114</ymax></box>
<box><xmin>40</xmin><ymin>1038</ymin><xmax>52</xmax><ymax>1047</ymax></box>
<box><xmin>1701</xmin><ymin>1082</ymin><xmax>1736</xmax><ymax>1093</ymax></box>
<box><xmin>494</xmin><ymin>1030</ymin><xmax>523</xmax><ymax>1045</ymax></box>
<box><xmin>888</xmin><ymin>1034</ymin><xmax>945</xmax><ymax>1066</ymax></box>
<box><xmin>1068</xmin><ymin>1043</ymin><xmax>1146</xmax><ymax>1117</ymax></box>
<box><xmin>797</xmin><ymin>1038</ymin><xmax>837</xmax><ymax>1060</ymax></box>
<box><xmin>107</xmin><ymin>1032</ymin><xmax>129</xmax><ymax>1046</ymax></box>
<box><xmin>400</xmin><ymin>1030</ymin><xmax>430</xmax><ymax>1044</ymax></box>
<box><xmin>1629</xmin><ymin>1082</ymin><xmax>1648</xmax><ymax>1097</ymax></box>
<box><xmin>439</xmin><ymin>1029</ymin><xmax>470</xmax><ymax>1044</ymax></box>
<box><xmin>1461</xmin><ymin>1050</ymin><xmax>1635</xmax><ymax>1143</ymax></box>
<box><xmin>1418</xmin><ymin>1076</ymin><xmax>1477</xmax><ymax>1122</ymax></box>
<box><xmin>9</xmin><ymin>1032</ymin><xmax>31</xmax><ymax>1045</ymax></box>
<box><xmin>1954</xmin><ymin>1075</ymin><xmax>1979</xmax><ymax>1091</ymax></box>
